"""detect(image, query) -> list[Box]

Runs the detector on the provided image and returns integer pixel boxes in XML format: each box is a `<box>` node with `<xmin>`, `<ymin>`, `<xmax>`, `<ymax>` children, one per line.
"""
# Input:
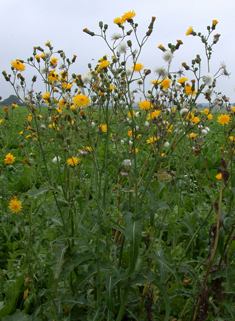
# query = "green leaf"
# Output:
<box><xmin>156</xmin><ymin>199</ymin><xmax>170</xmax><ymax>210</ymax></box>
<box><xmin>124</xmin><ymin>211</ymin><xmax>142</xmax><ymax>276</ymax></box>
<box><xmin>152</xmin><ymin>281</ymin><xmax>171</xmax><ymax>321</ymax></box>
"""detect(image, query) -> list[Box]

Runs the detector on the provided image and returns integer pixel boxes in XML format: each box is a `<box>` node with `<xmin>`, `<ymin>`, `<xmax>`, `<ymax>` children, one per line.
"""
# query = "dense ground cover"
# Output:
<box><xmin>0</xmin><ymin>11</ymin><xmax>235</xmax><ymax>321</ymax></box>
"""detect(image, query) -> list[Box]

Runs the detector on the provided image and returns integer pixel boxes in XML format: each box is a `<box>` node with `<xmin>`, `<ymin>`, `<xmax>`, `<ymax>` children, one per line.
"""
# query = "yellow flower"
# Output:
<box><xmin>216</xmin><ymin>173</ymin><xmax>222</xmax><ymax>180</ymax></box>
<box><xmin>160</xmin><ymin>78</ymin><xmax>171</xmax><ymax>89</ymax></box>
<box><xmin>151</xmin><ymin>79</ymin><xmax>157</xmax><ymax>84</ymax></box>
<box><xmin>41</xmin><ymin>53</ymin><xmax>45</xmax><ymax>58</ymax></box>
<box><xmin>192</xmin><ymin>117</ymin><xmax>200</xmax><ymax>124</ymax></box>
<box><xmin>217</xmin><ymin>114</ymin><xmax>230</xmax><ymax>126</ymax></box>
<box><xmin>178</xmin><ymin>77</ymin><xmax>188</xmax><ymax>83</ymax></box>
<box><xmin>51</xmin><ymin>57</ymin><xmax>58</xmax><ymax>65</ymax></box>
<box><xmin>0</xmin><ymin>119</ymin><xmax>3</xmax><ymax>125</ymax></box>
<box><xmin>99</xmin><ymin>60</ymin><xmax>110</xmax><ymax>69</ymax></box>
<box><xmin>100</xmin><ymin>124</ymin><xmax>107</xmax><ymax>132</ymax></box>
<box><xmin>121</xmin><ymin>10</ymin><xmax>136</xmax><ymax>23</ymax></box>
<box><xmin>128</xmin><ymin>110</ymin><xmax>135</xmax><ymax>117</ymax></box>
<box><xmin>185</xmin><ymin>84</ymin><xmax>196</xmax><ymax>96</ymax></box>
<box><xmin>158</xmin><ymin>44</ymin><xmax>164</xmax><ymax>50</ymax></box>
<box><xmin>186</xmin><ymin>26</ymin><xmax>194</xmax><ymax>36</ymax></box>
<box><xmin>28</xmin><ymin>115</ymin><xmax>32</xmax><ymax>122</ymax></box>
<box><xmin>19</xmin><ymin>131</ymin><xmax>23</xmax><ymax>135</ymax></box>
<box><xmin>186</xmin><ymin>112</ymin><xmax>194</xmax><ymax>121</ymax></box>
<box><xmin>11</xmin><ymin>60</ymin><xmax>25</xmax><ymax>71</ymax></box>
<box><xmin>146</xmin><ymin>136</ymin><xmax>157</xmax><ymax>144</ymax></box>
<box><xmin>12</xmin><ymin>103</ymin><xmax>18</xmax><ymax>108</ymax></box>
<box><xmin>231</xmin><ymin>106</ymin><xmax>235</xmax><ymax>113</ymax></box>
<box><xmin>86</xmin><ymin>146</ymin><xmax>92</xmax><ymax>152</ymax></box>
<box><xmin>132</xmin><ymin>63</ymin><xmax>144</xmax><ymax>72</ymax></box>
<box><xmin>67</xmin><ymin>157</ymin><xmax>79</xmax><ymax>167</ymax></box>
<box><xmin>42</xmin><ymin>92</ymin><xmax>50</xmax><ymax>100</ymax></box>
<box><xmin>128</xmin><ymin>130</ymin><xmax>133</xmax><ymax>137</ymax></box>
<box><xmin>204</xmin><ymin>109</ymin><xmax>209</xmax><ymax>114</ymax></box>
<box><xmin>35</xmin><ymin>54</ymin><xmax>40</xmax><ymax>60</ymax></box>
<box><xmin>9</xmin><ymin>196</ymin><xmax>22</xmax><ymax>213</ymax></box>
<box><xmin>72</xmin><ymin>94</ymin><xmax>90</xmax><ymax>107</ymax></box>
<box><xmin>59</xmin><ymin>99</ymin><xmax>66</xmax><ymax>109</ymax></box>
<box><xmin>5</xmin><ymin>153</ymin><xmax>16</xmax><ymax>164</ymax></box>
<box><xmin>212</xmin><ymin>20</ymin><xmax>218</xmax><ymax>26</ymax></box>
<box><xmin>26</xmin><ymin>134</ymin><xmax>31</xmax><ymax>138</ymax></box>
<box><xmin>171</xmin><ymin>107</ymin><xmax>176</xmax><ymax>112</ymax></box>
<box><xmin>138</xmin><ymin>101</ymin><xmax>152</xmax><ymax>111</ymax></box>
<box><xmin>188</xmin><ymin>133</ymin><xmax>197</xmax><ymax>138</ymax></box>
<box><xmin>207</xmin><ymin>114</ymin><xmax>213</xmax><ymax>120</ymax></box>
<box><xmin>47</xmin><ymin>69</ymin><xmax>60</xmax><ymax>83</ymax></box>
<box><xmin>66</xmin><ymin>83</ymin><xmax>73</xmax><ymax>89</ymax></box>
<box><xmin>147</xmin><ymin>110</ymin><xmax>161</xmax><ymax>120</ymax></box>
<box><xmin>110</xmin><ymin>84</ymin><xmax>116</xmax><ymax>90</ymax></box>
<box><xmin>113</xmin><ymin>17</ymin><xmax>122</xmax><ymax>25</ymax></box>
<box><xmin>229</xmin><ymin>136</ymin><xmax>235</xmax><ymax>141</ymax></box>
<box><xmin>70</xmin><ymin>105</ymin><xmax>76</xmax><ymax>111</ymax></box>
<box><xmin>45</xmin><ymin>40</ymin><xmax>51</xmax><ymax>46</ymax></box>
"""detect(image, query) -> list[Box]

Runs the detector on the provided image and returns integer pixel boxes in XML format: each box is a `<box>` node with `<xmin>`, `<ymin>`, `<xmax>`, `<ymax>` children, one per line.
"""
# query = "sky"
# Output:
<box><xmin>0</xmin><ymin>0</ymin><xmax>235</xmax><ymax>104</ymax></box>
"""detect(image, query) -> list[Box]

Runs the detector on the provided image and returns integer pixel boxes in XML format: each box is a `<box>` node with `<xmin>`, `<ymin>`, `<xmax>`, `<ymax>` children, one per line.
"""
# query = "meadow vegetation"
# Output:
<box><xmin>0</xmin><ymin>11</ymin><xmax>235</xmax><ymax>321</ymax></box>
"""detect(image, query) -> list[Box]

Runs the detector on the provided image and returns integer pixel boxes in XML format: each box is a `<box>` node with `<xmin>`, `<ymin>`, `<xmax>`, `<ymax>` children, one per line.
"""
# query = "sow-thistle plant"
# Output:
<box><xmin>1</xmin><ymin>10</ymin><xmax>235</xmax><ymax>321</ymax></box>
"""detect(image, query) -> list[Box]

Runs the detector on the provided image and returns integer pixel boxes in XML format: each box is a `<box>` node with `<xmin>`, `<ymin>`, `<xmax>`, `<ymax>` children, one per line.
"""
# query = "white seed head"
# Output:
<box><xmin>52</xmin><ymin>156</ymin><xmax>61</xmax><ymax>163</ymax></box>
<box><xmin>122</xmin><ymin>159</ymin><xmax>132</xmax><ymax>167</ymax></box>
<box><xmin>111</xmin><ymin>32</ymin><xmax>122</xmax><ymax>40</ymax></box>
<box><xmin>145</xmin><ymin>121</ymin><xmax>149</xmax><ymax>127</ymax></box>
<box><xmin>81</xmin><ymin>74</ymin><xmax>91</xmax><ymax>84</ymax></box>
<box><xmin>126</xmin><ymin>68</ymin><xmax>133</xmax><ymax>76</ymax></box>
<box><xmin>154</xmin><ymin>66</ymin><xmax>168</xmax><ymax>78</ymax></box>
<box><xmin>180</xmin><ymin>108</ymin><xmax>189</xmax><ymax>115</ymax></box>
<box><xmin>162</xmin><ymin>51</ymin><xmax>173</xmax><ymax>63</ymax></box>
<box><xmin>117</xmin><ymin>41</ymin><xmax>128</xmax><ymax>54</ymax></box>
<box><xmin>202</xmin><ymin>73</ymin><xmax>213</xmax><ymax>85</ymax></box>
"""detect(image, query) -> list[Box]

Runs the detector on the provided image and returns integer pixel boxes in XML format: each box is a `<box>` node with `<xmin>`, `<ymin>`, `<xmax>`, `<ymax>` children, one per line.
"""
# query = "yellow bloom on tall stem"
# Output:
<box><xmin>11</xmin><ymin>60</ymin><xmax>25</xmax><ymax>71</ymax></box>
<box><xmin>138</xmin><ymin>101</ymin><xmax>152</xmax><ymax>111</ymax></box>
<box><xmin>72</xmin><ymin>94</ymin><xmax>90</xmax><ymax>108</ymax></box>
<box><xmin>51</xmin><ymin>57</ymin><xmax>58</xmax><ymax>65</ymax></box>
<box><xmin>113</xmin><ymin>17</ymin><xmax>122</xmax><ymax>25</ymax></box>
<box><xmin>178</xmin><ymin>77</ymin><xmax>188</xmax><ymax>84</ymax></box>
<box><xmin>186</xmin><ymin>26</ymin><xmax>194</xmax><ymax>36</ymax></box>
<box><xmin>42</xmin><ymin>92</ymin><xmax>50</xmax><ymax>100</ymax></box>
<box><xmin>146</xmin><ymin>136</ymin><xmax>157</xmax><ymax>144</ymax></box>
<box><xmin>160</xmin><ymin>78</ymin><xmax>171</xmax><ymax>89</ymax></box>
<box><xmin>5</xmin><ymin>153</ymin><xmax>16</xmax><ymax>164</ymax></box>
<box><xmin>99</xmin><ymin>60</ymin><xmax>110</xmax><ymax>69</ymax></box>
<box><xmin>100</xmin><ymin>124</ymin><xmax>107</xmax><ymax>132</ymax></box>
<box><xmin>147</xmin><ymin>110</ymin><xmax>161</xmax><ymax>120</ymax></box>
<box><xmin>121</xmin><ymin>10</ymin><xmax>136</xmax><ymax>23</ymax></box>
<box><xmin>217</xmin><ymin>114</ymin><xmax>230</xmax><ymax>126</ymax></box>
<box><xmin>67</xmin><ymin>157</ymin><xmax>79</xmax><ymax>167</ymax></box>
<box><xmin>132</xmin><ymin>63</ymin><xmax>143</xmax><ymax>72</ymax></box>
<box><xmin>9</xmin><ymin>196</ymin><xmax>22</xmax><ymax>213</ymax></box>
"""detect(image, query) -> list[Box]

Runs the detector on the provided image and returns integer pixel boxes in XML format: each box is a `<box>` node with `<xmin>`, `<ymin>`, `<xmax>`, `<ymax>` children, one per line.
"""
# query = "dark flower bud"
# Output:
<box><xmin>127</xmin><ymin>40</ymin><xmax>132</xmax><ymax>47</ymax></box>
<box><xmin>99</xmin><ymin>21</ymin><xmax>103</xmax><ymax>29</ymax></box>
<box><xmin>104</xmin><ymin>24</ymin><xmax>108</xmax><ymax>30</ymax></box>
<box><xmin>83</xmin><ymin>28</ymin><xmax>95</xmax><ymax>36</ymax></box>
<box><xmin>126</xmin><ymin>30</ymin><xmax>132</xmax><ymax>36</ymax></box>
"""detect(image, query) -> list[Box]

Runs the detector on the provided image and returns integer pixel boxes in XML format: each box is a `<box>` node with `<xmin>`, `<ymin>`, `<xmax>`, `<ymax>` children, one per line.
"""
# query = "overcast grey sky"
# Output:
<box><xmin>1</xmin><ymin>0</ymin><xmax>234</xmax><ymax>104</ymax></box>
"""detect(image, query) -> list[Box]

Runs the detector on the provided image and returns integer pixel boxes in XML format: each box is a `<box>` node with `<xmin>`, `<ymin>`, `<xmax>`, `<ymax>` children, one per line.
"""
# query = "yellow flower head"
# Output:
<box><xmin>132</xmin><ymin>63</ymin><xmax>144</xmax><ymax>72</ymax></box>
<box><xmin>188</xmin><ymin>133</ymin><xmax>197</xmax><ymax>138</ymax></box>
<box><xmin>113</xmin><ymin>17</ymin><xmax>122</xmax><ymax>25</ymax></box>
<box><xmin>121</xmin><ymin>10</ymin><xmax>136</xmax><ymax>23</ymax></box>
<box><xmin>9</xmin><ymin>196</ymin><xmax>22</xmax><ymax>213</ymax></box>
<box><xmin>5</xmin><ymin>153</ymin><xmax>16</xmax><ymax>164</ymax></box>
<box><xmin>12</xmin><ymin>103</ymin><xmax>18</xmax><ymax>108</ymax></box>
<box><xmin>207</xmin><ymin>114</ymin><xmax>213</xmax><ymax>120</ymax></box>
<box><xmin>11</xmin><ymin>60</ymin><xmax>25</xmax><ymax>71</ymax></box>
<box><xmin>178</xmin><ymin>77</ymin><xmax>188</xmax><ymax>84</ymax></box>
<box><xmin>100</xmin><ymin>124</ymin><xmax>107</xmax><ymax>132</ymax></box>
<box><xmin>212</xmin><ymin>20</ymin><xmax>218</xmax><ymax>26</ymax></box>
<box><xmin>138</xmin><ymin>101</ymin><xmax>152</xmax><ymax>111</ymax></box>
<box><xmin>231</xmin><ymin>106</ymin><xmax>235</xmax><ymax>113</ymax></box>
<box><xmin>185</xmin><ymin>84</ymin><xmax>196</xmax><ymax>96</ymax></box>
<box><xmin>128</xmin><ymin>111</ymin><xmax>135</xmax><ymax>118</ymax></box>
<box><xmin>192</xmin><ymin>117</ymin><xmax>200</xmax><ymax>124</ymax></box>
<box><xmin>99</xmin><ymin>60</ymin><xmax>110</xmax><ymax>69</ymax></box>
<box><xmin>51</xmin><ymin>57</ymin><xmax>58</xmax><ymax>65</ymax></box>
<box><xmin>186</xmin><ymin>26</ymin><xmax>194</xmax><ymax>36</ymax></box>
<box><xmin>160</xmin><ymin>78</ymin><xmax>171</xmax><ymax>90</ymax></box>
<box><xmin>42</xmin><ymin>92</ymin><xmax>50</xmax><ymax>100</ymax></box>
<box><xmin>204</xmin><ymin>109</ymin><xmax>209</xmax><ymax>114</ymax></box>
<box><xmin>146</xmin><ymin>136</ymin><xmax>157</xmax><ymax>144</ymax></box>
<box><xmin>217</xmin><ymin>114</ymin><xmax>230</xmax><ymax>126</ymax></box>
<box><xmin>19</xmin><ymin>131</ymin><xmax>23</xmax><ymax>135</ymax></box>
<box><xmin>72</xmin><ymin>94</ymin><xmax>90</xmax><ymax>108</ymax></box>
<box><xmin>35</xmin><ymin>54</ymin><xmax>40</xmax><ymax>60</ymax></box>
<box><xmin>128</xmin><ymin>130</ymin><xmax>133</xmax><ymax>137</ymax></box>
<box><xmin>147</xmin><ymin>110</ymin><xmax>161</xmax><ymax>120</ymax></box>
<box><xmin>67</xmin><ymin>157</ymin><xmax>79</xmax><ymax>167</ymax></box>
<box><xmin>216</xmin><ymin>173</ymin><xmax>222</xmax><ymax>180</ymax></box>
<box><xmin>45</xmin><ymin>40</ymin><xmax>51</xmax><ymax>46</ymax></box>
